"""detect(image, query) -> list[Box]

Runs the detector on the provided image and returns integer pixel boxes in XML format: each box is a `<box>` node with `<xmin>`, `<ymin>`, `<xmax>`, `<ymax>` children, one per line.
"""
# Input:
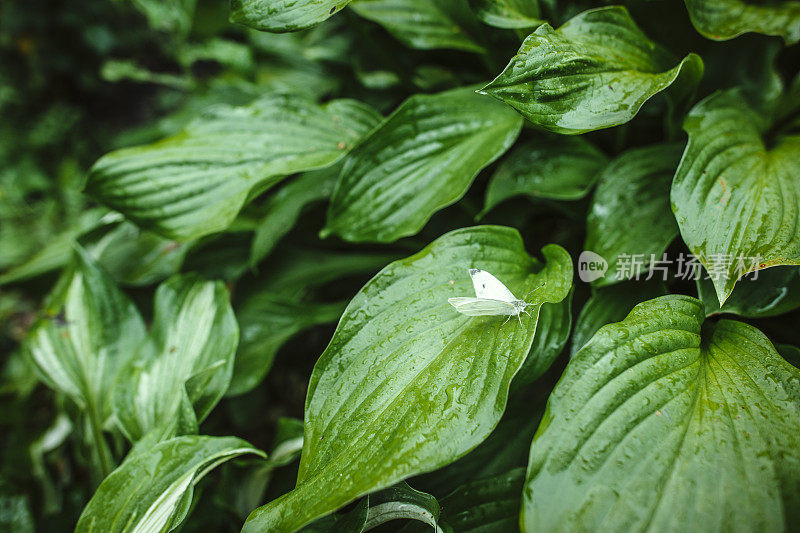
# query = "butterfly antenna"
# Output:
<box><xmin>523</xmin><ymin>281</ymin><xmax>546</xmax><ymax>301</ymax></box>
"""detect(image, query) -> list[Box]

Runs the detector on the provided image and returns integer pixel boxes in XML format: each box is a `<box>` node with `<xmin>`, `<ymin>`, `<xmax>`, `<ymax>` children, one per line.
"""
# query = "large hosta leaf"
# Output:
<box><xmin>324</xmin><ymin>88</ymin><xmax>522</xmax><ymax>242</ymax></box>
<box><xmin>481</xmin><ymin>6</ymin><xmax>703</xmax><ymax>134</ymax></box>
<box><xmin>75</xmin><ymin>435</ymin><xmax>264</xmax><ymax>533</ymax></box>
<box><xmin>685</xmin><ymin>0</ymin><xmax>800</xmax><ymax>44</ymax></box>
<box><xmin>481</xmin><ymin>135</ymin><xmax>608</xmax><ymax>216</ymax></box>
<box><xmin>671</xmin><ymin>89</ymin><xmax>800</xmax><ymax>304</ymax></box>
<box><xmin>113</xmin><ymin>275</ymin><xmax>238</xmax><ymax>442</ymax></box>
<box><xmin>87</xmin><ymin>95</ymin><xmax>380</xmax><ymax>240</ymax></box>
<box><xmin>570</xmin><ymin>279</ymin><xmax>665</xmax><ymax>356</ymax></box>
<box><xmin>350</xmin><ymin>0</ymin><xmax>485</xmax><ymax>53</ymax></box>
<box><xmin>230</xmin><ymin>0</ymin><xmax>352</xmax><ymax>32</ymax></box>
<box><xmin>523</xmin><ymin>295</ymin><xmax>800</xmax><ymax>531</ymax></box>
<box><xmin>243</xmin><ymin>226</ymin><xmax>572</xmax><ymax>531</ymax></box>
<box><xmin>468</xmin><ymin>0</ymin><xmax>542</xmax><ymax>28</ymax></box>
<box><xmin>586</xmin><ymin>144</ymin><xmax>681</xmax><ymax>286</ymax></box>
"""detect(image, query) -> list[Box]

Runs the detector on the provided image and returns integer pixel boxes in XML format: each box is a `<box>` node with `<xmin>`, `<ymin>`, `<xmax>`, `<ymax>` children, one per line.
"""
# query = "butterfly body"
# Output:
<box><xmin>448</xmin><ymin>269</ymin><xmax>532</xmax><ymax>323</ymax></box>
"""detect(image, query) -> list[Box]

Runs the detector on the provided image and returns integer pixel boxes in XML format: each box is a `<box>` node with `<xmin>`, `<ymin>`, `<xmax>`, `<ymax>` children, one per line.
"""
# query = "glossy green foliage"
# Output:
<box><xmin>87</xmin><ymin>95</ymin><xmax>380</xmax><ymax>240</ymax></box>
<box><xmin>324</xmin><ymin>88</ymin><xmax>522</xmax><ymax>242</ymax></box>
<box><xmin>76</xmin><ymin>436</ymin><xmax>264</xmax><ymax>532</ymax></box>
<box><xmin>672</xmin><ymin>89</ymin><xmax>800</xmax><ymax>304</ymax></box>
<box><xmin>5</xmin><ymin>0</ymin><xmax>800</xmax><ymax>531</ymax></box>
<box><xmin>468</xmin><ymin>0</ymin><xmax>542</xmax><ymax>28</ymax></box>
<box><xmin>685</xmin><ymin>0</ymin><xmax>800</xmax><ymax>44</ymax></box>
<box><xmin>482</xmin><ymin>135</ymin><xmax>608</xmax><ymax>215</ymax></box>
<box><xmin>523</xmin><ymin>295</ymin><xmax>800</xmax><ymax>531</ymax></box>
<box><xmin>112</xmin><ymin>275</ymin><xmax>238</xmax><ymax>442</ymax></box>
<box><xmin>244</xmin><ymin>226</ymin><xmax>572</xmax><ymax>530</ymax></box>
<box><xmin>482</xmin><ymin>6</ymin><xmax>703</xmax><ymax>133</ymax></box>
<box><xmin>350</xmin><ymin>0</ymin><xmax>485</xmax><ymax>52</ymax></box>
<box><xmin>698</xmin><ymin>266</ymin><xmax>800</xmax><ymax>318</ymax></box>
<box><xmin>586</xmin><ymin>144</ymin><xmax>682</xmax><ymax>286</ymax></box>
<box><xmin>230</xmin><ymin>0</ymin><xmax>352</xmax><ymax>32</ymax></box>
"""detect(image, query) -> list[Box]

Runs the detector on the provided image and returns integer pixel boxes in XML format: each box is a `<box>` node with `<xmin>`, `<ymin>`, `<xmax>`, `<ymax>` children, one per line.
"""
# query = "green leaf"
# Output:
<box><xmin>230</xmin><ymin>0</ymin><xmax>352</xmax><ymax>32</ymax></box>
<box><xmin>231</xmin><ymin>296</ymin><xmax>345</xmax><ymax>397</ymax></box>
<box><xmin>324</xmin><ymin>88</ymin><xmax>523</xmax><ymax>242</ymax></box>
<box><xmin>671</xmin><ymin>89</ymin><xmax>800</xmax><ymax>304</ymax></box>
<box><xmin>438</xmin><ymin>468</ymin><xmax>524</xmax><ymax>532</ymax></box>
<box><xmin>26</xmin><ymin>248</ymin><xmax>147</xmax><ymax>426</ymax></box>
<box><xmin>243</xmin><ymin>226</ymin><xmax>572</xmax><ymax>531</ymax></box>
<box><xmin>570</xmin><ymin>279</ymin><xmax>666</xmax><ymax>356</ymax></box>
<box><xmin>350</xmin><ymin>0</ymin><xmax>485</xmax><ymax>53</ymax></box>
<box><xmin>0</xmin><ymin>208</ymin><xmax>113</xmax><ymax>286</ymax></box>
<box><xmin>523</xmin><ymin>295</ymin><xmax>800</xmax><ymax>531</ymax></box>
<box><xmin>75</xmin><ymin>435</ymin><xmax>264</xmax><ymax>533</ymax></box>
<box><xmin>91</xmin><ymin>222</ymin><xmax>190</xmax><ymax>286</ymax></box>
<box><xmin>697</xmin><ymin>266</ymin><xmax>800</xmax><ymax>318</ymax></box>
<box><xmin>363</xmin><ymin>482</ymin><xmax>444</xmax><ymax>531</ymax></box>
<box><xmin>481</xmin><ymin>135</ymin><xmax>607</xmax><ymax>216</ymax></box>
<box><xmin>131</xmin><ymin>0</ymin><xmax>197</xmax><ymax>36</ymax></box>
<box><xmin>468</xmin><ymin>0</ymin><xmax>542</xmax><ymax>29</ymax></box>
<box><xmin>250</xmin><ymin>167</ymin><xmax>338</xmax><ymax>267</ymax></box>
<box><xmin>481</xmin><ymin>6</ymin><xmax>704</xmax><ymax>134</ymax></box>
<box><xmin>685</xmin><ymin>0</ymin><xmax>800</xmax><ymax>44</ymax></box>
<box><xmin>112</xmin><ymin>275</ymin><xmax>238</xmax><ymax>442</ymax></box>
<box><xmin>229</xmin><ymin>249</ymin><xmax>393</xmax><ymax>396</ymax></box>
<box><xmin>586</xmin><ymin>143</ymin><xmax>682</xmax><ymax>286</ymax></box>
<box><xmin>87</xmin><ymin>95</ymin><xmax>381</xmax><ymax>240</ymax></box>
<box><xmin>417</xmin><ymin>394</ymin><xmax>544</xmax><ymax>495</ymax></box>
<box><xmin>512</xmin><ymin>289</ymin><xmax>572</xmax><ymax>388</ymax></box>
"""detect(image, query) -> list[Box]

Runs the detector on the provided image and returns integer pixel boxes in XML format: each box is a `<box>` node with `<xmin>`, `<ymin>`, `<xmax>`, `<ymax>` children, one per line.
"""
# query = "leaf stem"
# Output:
<box><xmin>87</xmin><ymin>402</ymin><xmax>114</xmax><ymax>482</ymax></box>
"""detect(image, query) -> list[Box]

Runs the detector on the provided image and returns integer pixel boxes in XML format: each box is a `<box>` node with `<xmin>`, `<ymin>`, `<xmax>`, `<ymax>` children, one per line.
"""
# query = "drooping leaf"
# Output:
<box><xmin>468</xmin><ymin>0</ymin><xmax>542</xmax><ymax>28</ymax></box>
<box><xmin>350</xmin><ymin>0</ymin><xmax>485</xmax><ymax>53</ymax></box>
<box><xmin>87</xmin><ymin>95</ymin><xmax>381</xmax><ymax>240</ymax></box>
<box><xmin>684</xmin><ymin>0</ymin><xmax>800</xmax><ymax>44</ymax></box>
<box><xmin>697</xmin><ymin>266</ymin><xmax>800</xmax><ymax>318</ymax></box>
<box><xmin>671</xmin><ymin>89</ymin><xmax>800</xmax><ymax>304</ymax></box>
<box><xmin>324</xmin><ymin>88</ymin><xmax>523</xmax><ymax>242</ymax></box>
<box><xmin>481</xmin><ymin>6</ymin><xmax>703</xmax><ymax>134</ymax></box>
<box><xmin>438</xmin><ymin>468</ymin><xmax>524</xmax><ymax>532</ymax></box>
<box><xmin>302</xmin><ymin>498</ymin><xmax>369</xmax><ymax>532</ymax></box>
<box><xmin>91</xmin><ymin>222</ymin><xmax>190</xmax><ymax>286</ymax></box>
<box><xmin>512</xmin><ymin>289</ymin><xmax>572</xmax><ymax>388</ymax></box>
<box><xmin>363</xmin><ymin>482</ymin><xmax>444</xmax><ymax>532</ymax></box>
<box><xmin>243</xmin><ymin>226</ymin><xmax>572</xmax><ymax>531</ymax></box>
<box><xmin>112</xmin><ymin>275</ymin><xmax>238</xmax><ymax>443</ymax></box>
<box><xmin>585</xmin><ymin>143</ymin><xmax>682</xmax><ymax>286</ymax></box>
<box><xmin>229</xmin><ymin>249</ymin><xmax>393</xmax><ymax>396</ymax></box>
<box><xmin>231</xmin><ymin>296</ymin><xmax>346</xmax><ymax>397</ymax></box>
<box><xmin>570</xmin><ymin>279</ymin><xmax>665</xmax><ymax>356</ymax></box>
<box><xmin>523</xmin><ymin>295</ymin><xmax>800</xmax><ymax>531</ymax></box>
<box><xmin>481</xmin><ymin>135</ymin><xmax>607</xmax><ymax>216</ymax></box>
<box><xmin>26</xmin><ymin>247</ymin><xmax>147</xmax><ymax>425</ymax></box>
<box><xmin>230</xmin><ymin>0</ymin><xmax>352</xmax><ymax>32</ymax></box>
<box><xmin>0</xmin><ymin>208</ymin><xmax>114</xmax><ymax>286</ymax></box>
<box><xmin>75</xmin><ymin>435</ymin><xmax>264</xmax><ymax>533</ymax></box>
<box><xmin>250</xmin><ymin>167</ymin><xmax>338</xmax><ymax>267</ymax></box>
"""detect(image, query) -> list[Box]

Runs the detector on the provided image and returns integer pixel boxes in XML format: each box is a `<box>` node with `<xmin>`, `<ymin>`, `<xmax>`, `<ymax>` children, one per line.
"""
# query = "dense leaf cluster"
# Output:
<box><xmin>1</xmin><ymin>0</ymin><xmax>799</xmax><ymax>531</ymax></box>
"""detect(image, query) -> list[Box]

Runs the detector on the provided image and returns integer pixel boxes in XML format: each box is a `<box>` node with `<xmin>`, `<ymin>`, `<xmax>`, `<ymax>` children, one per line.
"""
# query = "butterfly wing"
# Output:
<box><xmin>468</xmin><ymin>269</ymin><xmax>517</xmax><ymax>302</ymax></box>
<box><xmin>448</xmin><ymin>297</ymin><xmax>516</xmax><ymax>316</ymax></box>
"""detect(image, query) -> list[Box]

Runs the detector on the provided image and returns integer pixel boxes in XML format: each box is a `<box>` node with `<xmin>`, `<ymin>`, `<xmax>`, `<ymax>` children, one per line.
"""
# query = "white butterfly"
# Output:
<box><xmin>448</xmin><ymin>268</ymin><xmax>533</xmax><ymax>325</ymax></box>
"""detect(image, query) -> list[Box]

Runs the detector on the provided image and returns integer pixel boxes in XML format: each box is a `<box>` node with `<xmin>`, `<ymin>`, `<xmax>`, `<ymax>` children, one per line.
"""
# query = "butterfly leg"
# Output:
<box><xmin>517</xmin><ymin>313</ymin><xmax>522</xmax><ymax>326</ymax></box>
<box><xmin>502</xmin><ymin>315</ymin><xmax>512</xmax><ymax>326</ymax></box>
<box><xmin>524</xmin><ymin>308</ymin><xmax>532</xmax><ymax>319</ymax></box>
